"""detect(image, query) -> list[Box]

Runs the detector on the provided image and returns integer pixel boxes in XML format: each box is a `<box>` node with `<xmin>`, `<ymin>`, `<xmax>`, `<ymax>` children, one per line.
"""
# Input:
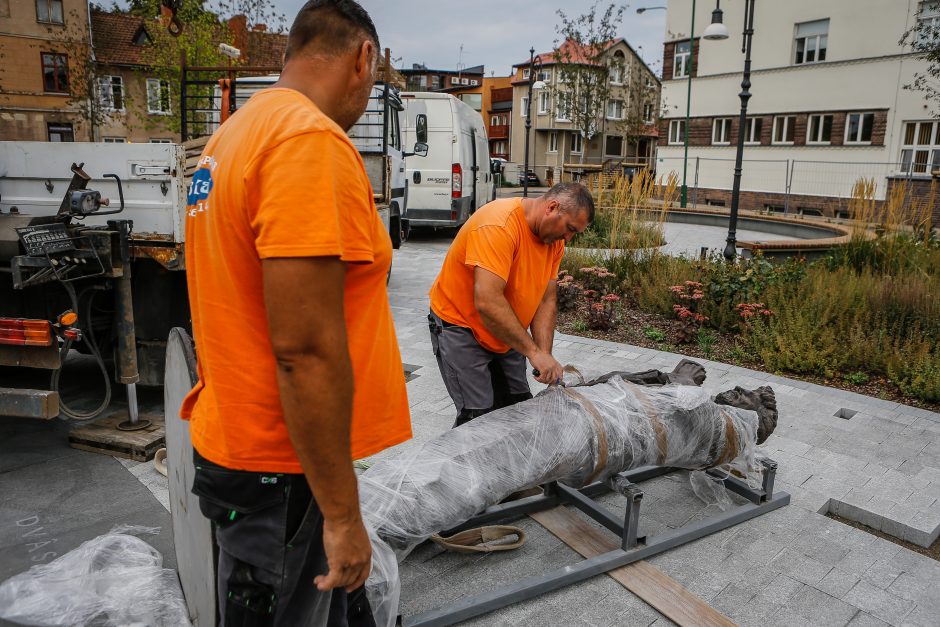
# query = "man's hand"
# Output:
<box><xmin>530</xmin><ymin>349</ymin><xmax>564</xmax><ymax>385</ymax></box>
<box><xmin>315</xmin><ymin>516</ymin><xmax>373</xmax><ymax>592</ymax></box>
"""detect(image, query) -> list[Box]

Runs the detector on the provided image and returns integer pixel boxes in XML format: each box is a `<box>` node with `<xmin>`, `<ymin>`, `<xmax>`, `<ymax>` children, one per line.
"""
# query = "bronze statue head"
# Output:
<box><xmin>714</xmin><ymin>385</ymin><xmax>778</xmax><ymax>444</ymax></box>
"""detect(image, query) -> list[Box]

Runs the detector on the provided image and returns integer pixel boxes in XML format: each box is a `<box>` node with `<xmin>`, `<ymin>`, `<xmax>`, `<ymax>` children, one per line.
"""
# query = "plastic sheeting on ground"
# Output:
<box><xmin>0</xmin><ymin>526</ymin><xmax>191</xmax><ymax>627</ymax></box>
<box><xmin>359</xmin><ymin>374</ymin><xmax>767</xmax><ymax>626</ymax></box>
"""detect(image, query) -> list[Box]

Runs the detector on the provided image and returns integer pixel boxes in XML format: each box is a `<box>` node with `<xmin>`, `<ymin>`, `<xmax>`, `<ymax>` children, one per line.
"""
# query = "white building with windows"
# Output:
<box><xmin>657</xmin><ymin>0</ymin><xmax>938</xmax><ymax>219</ymax></box>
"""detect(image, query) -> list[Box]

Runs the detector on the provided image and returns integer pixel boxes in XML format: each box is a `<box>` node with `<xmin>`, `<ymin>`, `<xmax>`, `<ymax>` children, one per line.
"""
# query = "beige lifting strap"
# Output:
<box><xmin>430</xmin><ymin>525</ymin><xmax>527</xmax><ymax>554</ymax></box>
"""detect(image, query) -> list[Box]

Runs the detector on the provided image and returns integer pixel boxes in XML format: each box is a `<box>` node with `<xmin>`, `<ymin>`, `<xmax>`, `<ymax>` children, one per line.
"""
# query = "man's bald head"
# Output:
<box><xmin>285</xmin><ymin>0</ymin><xmax>380</xmax><ymax>61</ymax></box>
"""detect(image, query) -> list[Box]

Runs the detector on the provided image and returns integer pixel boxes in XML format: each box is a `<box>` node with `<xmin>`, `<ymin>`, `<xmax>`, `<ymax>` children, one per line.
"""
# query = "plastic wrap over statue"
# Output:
<box><xmin>358</xmin><ymin>361</ymin><xmax>778</xmax><ymax>626</ymax></box>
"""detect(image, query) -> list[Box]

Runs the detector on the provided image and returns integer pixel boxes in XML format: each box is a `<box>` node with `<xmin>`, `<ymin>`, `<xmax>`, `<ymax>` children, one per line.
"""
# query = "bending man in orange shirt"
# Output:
<box><xmin>428</xmin><ymin>183</ymin><xmax>594</xmax><ymax>428</ymax></box>
<box><xmin>181</xmin><ymin>1</ymin><xmax>411</xmax><ymax>625</ymax></box>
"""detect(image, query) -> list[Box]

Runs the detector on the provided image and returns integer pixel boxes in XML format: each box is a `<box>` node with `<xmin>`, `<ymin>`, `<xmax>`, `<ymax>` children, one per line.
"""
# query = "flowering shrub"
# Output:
<box><xmin>588</xmin><ymin>293</ymin><xmax>620</xmax><ymax>331</ymax></box>
<box><xmin>670</xmin><ymin>281</ymin><xmax>708</xmax><ymax>343</ymax></box>
<box><xmin>556</xmin><ymin>272</ymin><xmax>582</xmax><ymax>312</ymax></box>
<box><xmin>735</xmin><ymin>302</ymin><xmax>774</xmax><ymax>322</ymax></box>
<box><xmin>578</xmin><ymin>266</ymin><xmax>617</xmax><ymax>294</ymax></box>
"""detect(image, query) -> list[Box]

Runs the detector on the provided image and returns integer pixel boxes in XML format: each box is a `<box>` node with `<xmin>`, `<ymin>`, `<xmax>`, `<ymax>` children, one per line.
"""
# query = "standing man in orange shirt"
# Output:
<box><xmin>428</xmin><ymin>183</ymin><xmax>594</xmax><ymax>428</ymax></box>
<box><xmin>181</xmin><ymin>1</ymin><xmax>411</xmax><ymax>625</ymax></box>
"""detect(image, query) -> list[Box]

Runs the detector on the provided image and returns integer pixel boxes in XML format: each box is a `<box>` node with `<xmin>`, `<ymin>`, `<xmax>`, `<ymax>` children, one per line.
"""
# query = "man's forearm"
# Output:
<box><xmin>530</xmin><ymin>300</ymin><xmax>556</xmax><ymax>354</ymax></box>
<box><xmin>275</xmin><ymin>346</ymin><xmax>360</xmax><ymax>523</ymax></box>
<box><xmin>478</xmin><ymin>297</ymin><xmax>540</xmax><ymax>358</ymax></box>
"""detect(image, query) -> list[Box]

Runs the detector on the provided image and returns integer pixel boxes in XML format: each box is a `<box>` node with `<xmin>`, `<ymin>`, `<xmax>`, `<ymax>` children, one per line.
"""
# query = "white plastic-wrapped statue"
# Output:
<box><xmin>358</xmin><ymin>360</ymin><xmax>778</xmax><ymax>626</ymax></box>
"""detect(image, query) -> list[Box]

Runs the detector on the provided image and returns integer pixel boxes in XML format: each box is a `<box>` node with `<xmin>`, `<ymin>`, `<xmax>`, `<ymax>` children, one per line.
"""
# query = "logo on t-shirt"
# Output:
<box><xmin>187</xmin><ymin>155</ymin><xmax>217</xmax><ymax>217</ymax></box>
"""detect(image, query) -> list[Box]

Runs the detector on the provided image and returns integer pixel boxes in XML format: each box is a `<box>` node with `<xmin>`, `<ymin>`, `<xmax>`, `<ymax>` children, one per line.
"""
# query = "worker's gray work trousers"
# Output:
<box><xmin>428</xmin><ymin>309</ymin><xmax>532</xmax><ymax>426</ymax></box>
<box><xmin>191</xmin><ymin>449</ymin><xmax>375</xmax><ymax>627</ymax></box>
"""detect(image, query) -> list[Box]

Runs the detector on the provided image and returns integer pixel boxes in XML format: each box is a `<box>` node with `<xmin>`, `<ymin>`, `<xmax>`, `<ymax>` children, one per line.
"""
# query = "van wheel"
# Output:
<box><xmin>390</xmin><ymin>215</ymin><xmax>402</xmax><ymax>249</ymax></box>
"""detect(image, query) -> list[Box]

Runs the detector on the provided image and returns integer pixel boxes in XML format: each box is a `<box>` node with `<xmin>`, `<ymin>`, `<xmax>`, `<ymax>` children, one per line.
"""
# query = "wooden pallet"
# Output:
<box><xmin>68</xmin><ymin>411</ymin><xmax>165</xmax><ymax>462</ymax></box>
<box><xmin>530</xmin><ymin>506</ymin><xmax>735</xmax><ymax>627</ymax></box>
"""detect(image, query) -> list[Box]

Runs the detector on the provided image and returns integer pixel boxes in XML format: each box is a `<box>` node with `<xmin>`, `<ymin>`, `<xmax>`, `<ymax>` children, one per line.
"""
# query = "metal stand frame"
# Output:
<box><xmin>402</xmin><ymin>459</ymin><xmax>789</xmax><ymax>626</ymax></box>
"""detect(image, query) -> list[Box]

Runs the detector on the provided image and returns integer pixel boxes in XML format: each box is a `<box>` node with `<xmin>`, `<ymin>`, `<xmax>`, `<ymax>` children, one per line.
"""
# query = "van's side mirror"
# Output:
<box><xmin>416</xmin><ymin>114</ymin><xmax>428</xmax><ymax>144</ymax></box>
<box><xmin>405</xmin><ymin>142</ymin><xmax>428</xmax><ymax>158</ymax></box>
<box><xmin>490</xmin><ymin>160</ymin><xmax>502</xmax><ymax>174</ymax></box>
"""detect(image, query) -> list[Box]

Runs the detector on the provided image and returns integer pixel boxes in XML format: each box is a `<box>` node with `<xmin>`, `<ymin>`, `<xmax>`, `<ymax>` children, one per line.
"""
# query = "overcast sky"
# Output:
<box><xmin>268</xmin><ymin>1</ymin><xmax>668</xmax><ymax>76</ymax></box>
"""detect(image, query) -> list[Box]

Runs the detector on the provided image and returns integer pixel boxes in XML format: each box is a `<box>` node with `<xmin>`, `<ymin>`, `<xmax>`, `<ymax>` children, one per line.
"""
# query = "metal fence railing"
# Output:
<box><xmin>650</xmin><ymin>156</ymin><xmax>916</xmax><ymax>214</ymax></box>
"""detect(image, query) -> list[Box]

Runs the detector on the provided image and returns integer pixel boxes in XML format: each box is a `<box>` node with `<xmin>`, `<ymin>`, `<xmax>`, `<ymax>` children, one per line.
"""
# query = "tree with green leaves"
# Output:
<box><xmin>117</xmin><ymin>0</ymin><xmax>285</xmax><ymax>135</ymax></box>
<box><xmin>550</xmin><ymin>2</ymin><xmax>625</xmax><ymax>164</ymax></box>
<box><xmin>900</xmin><ymin>2</ymin><xmax>940</xmax><ymax>114</ymax></box>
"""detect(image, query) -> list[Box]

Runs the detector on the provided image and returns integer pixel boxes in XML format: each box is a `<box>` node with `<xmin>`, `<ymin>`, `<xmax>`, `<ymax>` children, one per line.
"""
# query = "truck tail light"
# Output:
<box><xmin>0</xmin><ymin>318</ymin><xmax>53</xmax><ymax>347</ymax></box>
<box><xmin>452</xmin><ymin>163</ymin><xmax>462</xmax><ymax>199</ymax></box>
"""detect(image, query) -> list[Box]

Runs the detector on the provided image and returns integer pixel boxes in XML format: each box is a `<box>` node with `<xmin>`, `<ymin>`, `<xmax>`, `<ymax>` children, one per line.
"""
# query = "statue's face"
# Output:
<box><xmin>714</xmin><ymin>385</ymin><xmax>777</xmax><ymax>445</ymax></box>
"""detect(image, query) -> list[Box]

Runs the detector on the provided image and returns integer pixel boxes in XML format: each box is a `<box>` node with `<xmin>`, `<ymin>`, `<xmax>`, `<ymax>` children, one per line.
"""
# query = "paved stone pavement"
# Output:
<box><xmin>378</xmin><ymin>231</ymin><xmax>940</xmax><ymax>627</ymax></box>
<box><xmin>41</xmin><ymin>229</ymin><xmax>937</xmax><ymax>627</ymax></box>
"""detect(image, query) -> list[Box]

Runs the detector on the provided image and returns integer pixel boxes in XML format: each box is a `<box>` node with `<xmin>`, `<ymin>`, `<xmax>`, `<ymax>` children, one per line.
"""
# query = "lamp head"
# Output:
<box><xmin>703</xmin><ymin>8</ymin><xmax>730</xmax><ymax>40</ymax></box>
<box><xmin>532</xmin><ymin>80</ymin><xmax>546</xmax><ymax>89</ymax></box>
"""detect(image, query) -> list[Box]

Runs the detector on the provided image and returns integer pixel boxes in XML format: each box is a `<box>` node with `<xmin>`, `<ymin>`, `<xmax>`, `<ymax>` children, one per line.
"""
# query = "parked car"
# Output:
<box><xmin>519</xmin><ymin>169</ymin><xmax>541</xmax><ymax>186</ymax></box>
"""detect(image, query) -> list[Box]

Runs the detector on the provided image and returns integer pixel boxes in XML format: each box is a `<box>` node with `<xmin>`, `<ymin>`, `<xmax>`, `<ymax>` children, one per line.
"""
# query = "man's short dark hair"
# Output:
<box><xmin>546</xmin><ymin>182</ymin><xmax>595</xmax><ymax>222</ymax></box>
<box><xmin>285</xmin><ymin>0</ymin><xmax>380</xmax><ymax>61</ymax></box>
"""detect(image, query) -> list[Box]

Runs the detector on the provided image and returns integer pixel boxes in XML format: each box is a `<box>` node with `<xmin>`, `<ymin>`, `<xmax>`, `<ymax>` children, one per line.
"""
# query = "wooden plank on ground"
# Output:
<box><xmin>530</xmin><ymin>506</ymin><xmax>736</xmax><ymax>627</ymax></box>
<box><xmin>68</xmin><ymin>412</ymin><xmax>165</xmax><ymax>461</ymax></box>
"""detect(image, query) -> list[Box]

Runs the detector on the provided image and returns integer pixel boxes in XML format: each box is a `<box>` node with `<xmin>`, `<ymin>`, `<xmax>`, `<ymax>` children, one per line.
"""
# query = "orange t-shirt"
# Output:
<box><xmin>429</xmin><ymin>198</ymin><xmax>564</xmax><ymax>353</ymax></box>
<box><xmin>181</xmin><ymin>88</ymin><xmax>411</xmax><ymax>473</ymax></box>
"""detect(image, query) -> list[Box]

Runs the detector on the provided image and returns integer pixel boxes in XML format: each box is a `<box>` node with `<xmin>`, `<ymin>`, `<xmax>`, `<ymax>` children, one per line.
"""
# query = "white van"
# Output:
<box><xmin>209</xmin><ymin>76</ymin><xmax>422</xmax><ymax>248</ymax></box>
<box><xmin>401</xmin><ymin>92</ymin><xmax>495</xmax><ymax>229</ymax></box>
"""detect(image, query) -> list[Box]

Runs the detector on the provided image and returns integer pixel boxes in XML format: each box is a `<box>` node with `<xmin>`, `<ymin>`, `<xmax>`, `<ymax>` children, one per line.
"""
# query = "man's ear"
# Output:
<box><xmin>354</xmin><ymin>40</ymin><xmax>376</xmax><ymax>80</ymax></box>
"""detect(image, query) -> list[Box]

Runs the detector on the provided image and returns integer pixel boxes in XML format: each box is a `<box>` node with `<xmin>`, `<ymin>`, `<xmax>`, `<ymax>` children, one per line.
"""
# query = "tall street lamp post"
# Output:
<box><xmin>702</xmin><ymin>0</ymin><xmax>754</xmax><ymax>261</ymax></box>
<box><xmin>637</xmin><ymin>3</ymin><xmax>694</xmax><ymax>208</ymax></box>
<box><xmin>523</xmin><ymin>48</ymin><xmax>546</xmax><ymax>198</ymax></box>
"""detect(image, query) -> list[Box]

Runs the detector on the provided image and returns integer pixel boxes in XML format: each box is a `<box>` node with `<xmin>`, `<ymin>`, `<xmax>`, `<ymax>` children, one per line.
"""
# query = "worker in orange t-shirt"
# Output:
<box><xmin>428</xmin><ymin>183</ymin><xmax>595</xmax><ymax>428</ymax></box>
<box><xmin>180</xmin><ymin>2</ymin><xmax>411</xmax><ymax>625</ymax></box>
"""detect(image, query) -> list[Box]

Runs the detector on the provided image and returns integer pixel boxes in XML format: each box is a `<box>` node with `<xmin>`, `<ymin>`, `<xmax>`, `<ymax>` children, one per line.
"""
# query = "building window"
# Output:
<box><xmin>460</xmin><ymin>93</ymin><xmax>482</xmax><ymax>111</ymax></box>
<box><xmin>807</xmin><ymin>114</ymin><xmax>833</xmax><ymax>144</ymax></box>
<box><xmin>795</xmin><ymin>19</ymin><xmax>828</xmax><ymax>65</ymax></box>
<box><xmin>571</xmin><ymin>132</ymin><xmax>583</xmax><ymax>153</ymax></box>
<box><xmin>522</xmin><ymin>68</ymin><xmax>530</xmax><ymax>79</ymax></box>
<box><xmin>98</xmin><ymin>75</ymin><xmax>124</xmax><ymax>112</ymax></box>
<box><xmin>674</xmin><ymin>40</ymin><xmax>691</xmax><ymax>78</ymax></box>
<box><xmin>605</xmin><ymin>135</ymin><xmax>624</xmax><ymax>156</ymax></box>
<box><xmin>150</xmin><ymin>138</ymin><xmax>173</xmax><ymax>144</ymax></box>
<box><xmin>772</xmin><ymin>115</ymin><xmax>796</xmax><ymax>144</ymax></box>
<box><xmin>538</xmin><ymin>91</ymin><xmax>550</xmax><ymax>115</ymax></box>
<box><xmin>146</xmin><ymin>78</ymin><xmax>171</xmax><ymax>114</ymax></box>
<box><xmin>520</xmin><ymin>96</ymin><xmax>529</xmax><ymax>116</ymax></box>
<box><xmin>431</xmin><ymin>75</ymin><xmax>440</xmax><ymax>90</ymax></box>
<box><xmin>41</xmin><ymin>52</ymin><xmax>69</xmax><ymax>93</ymax></box>
<box><xmin>668</xmin><ymin>119</ymin><xmax>685</xmax><ymax>145</ymax></box>
<box><xmin>47</xmin><ymin>123</ymin><xmax>73</xmax><ymax>142</ymax></box>
<box><xmin>556</xmin><ymin>93</ymin><xmax>571</xmax><ymax>121</ymax></box>
<box><xmin>549</xmin><ymin>131</ymin><xmax>558</xmax><ymax>152</ymax></box>
<box><xmin>917</xmin><ymin>2</ymin><xmax>940</xmax><ymax>45</ymax></box>
<box><xmin>606</xmin><ymin>99</ymin><xmax>624</xmax><ymax>120</ymax></box>
<box><xmin>490</xmin><ymin>115</ymin><xmax>499</xmax><ymax>126</ymax></box>
<box><xmin>845</xmin><ymin>112</ymin><xmax>874</xmax><ymax>144</ymax></box>
<box><xmin>643</xmin><ymin>103</ymin><xmax>654</xmax><ymax>123</ymax></box>
<box><xmin>712</xmin><ymin>118</ymin><xmax>732</xmax><ymax>145</ymax></box>
<box><xmin>36</xmin><ymin>0</ymin><xmax>63</xmax><ymax>24</ymax></box>
<box><xmin>899</xmin><ymin>120</ymin><xmax>939</xmax><ymax>175</ymax></box>
<box><xmin>102</xmin><ymin>137</ymin><xmax>126</xmax><ymax>143</ymax></box>
<box><xmin>744</xmin><ymin>117</ymin><xmax>763</xmax><ymax>144</ymax></box>
<box><xmin>537</xmin><ymin>70</ymin><xmax>552</xmax><ymax>82</ymax></box>
<box><xmin>609</xmin><ymin>65</ymin><xmax>623</xmax><ymax>85</ymax></box>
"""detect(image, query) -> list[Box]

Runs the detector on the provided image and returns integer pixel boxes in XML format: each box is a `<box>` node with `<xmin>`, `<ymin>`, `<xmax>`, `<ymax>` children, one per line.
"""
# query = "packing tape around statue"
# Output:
<box><xmin>357</xmin><ymin>368</ymin><xmax>777</xmax><ymax>626</ymax></box>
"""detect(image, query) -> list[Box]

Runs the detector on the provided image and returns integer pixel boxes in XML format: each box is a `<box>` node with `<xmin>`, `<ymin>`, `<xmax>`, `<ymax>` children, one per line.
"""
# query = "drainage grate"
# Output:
<box><xmin>834</xmin><ymin>408</ymin><xmax>857</xmax><ymax>420</ymax></box>
<box><xmin>403</xmin><ymin>363</ymin><xmax>422</xmax><ymax>382</ymax></box>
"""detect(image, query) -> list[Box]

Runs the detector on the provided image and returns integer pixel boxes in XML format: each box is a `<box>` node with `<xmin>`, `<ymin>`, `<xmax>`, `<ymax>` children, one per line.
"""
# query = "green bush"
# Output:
<box><xmin>887</xmin><ymin>340</ymin><xmax>940</xmax><ymax>402</ymax></box>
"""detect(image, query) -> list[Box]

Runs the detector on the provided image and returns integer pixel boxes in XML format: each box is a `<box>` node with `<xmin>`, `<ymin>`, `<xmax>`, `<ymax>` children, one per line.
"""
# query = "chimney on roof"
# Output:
<box><xmin>229</xmin><ymin>14</ymin><xmax>248</xmax><ymax>56</ymax></box>
<box><xmin>252</xmin><ymin>23</ymin><xmax>267</xmax><ymax>32</ymax></box>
